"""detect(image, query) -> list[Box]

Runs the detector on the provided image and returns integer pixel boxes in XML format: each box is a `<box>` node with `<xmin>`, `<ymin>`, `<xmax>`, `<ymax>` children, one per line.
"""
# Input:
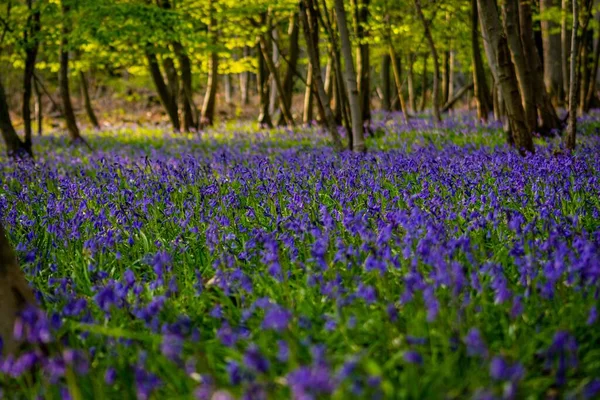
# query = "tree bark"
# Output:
<box><xmin>240</xmin><ymin>46</ymin><xmax>251</xmax><ymax>105</ymax></box>
<box><xmin>80</xmin><ymin>71</ymin><xmax>100</xmax><ymax>129</ymax></box>
<box><xmin>477</xmin><ymin>0</ymin><xmax>534</xmax><ymax>154</ymax></box>
<box><xmin>0</xmin><ymin>222</ymin><xmax>36</xmax><ymax>356</ymax></box>
<box><xmin>381</xmin><ymin>55</ymin><xmax>391</xmax><ymax>111</ymax></box>
<box><xmin>442</xmin><ymin>50</ymin><xmax>450</xmax><ymax>104</ymax></box>
<box><xmin>414</xmin><ymin>0</ymin><xmax>441</xmax><ymax>122</ymax></box>
<box><xmin>279</xmin><ymin>12</ymin><xmax>300</xmax><ymax>126</ymax></box>
<box><xmin>22</xmin><ymin>0</ymin><xmax>40</xmax><ymax>153</ymax></box>
<box><xmin>335</xmin><ymin>0</ymin><xmax>365</xmax><ymax>152</ymax></box>
<box><xmin>0</xmin><ymin>78</ymin><xmax>31</xmax><ymax>157</ymax></box>
<box><xmin>201</xmin><ymin>0</ymin><xmax>218</xmax><ymax>128</ymax></box>
<box><xmin>420</xmin><ymin>53</ymin><xmax>428</xmax><ymax>112</ymax></box>
<box><xmin>259</xmin><ymin>35</ymin><xmax>295</xmax><ymax>126</ymax></box>
<box><xmin>565</xmin><ymin>0</ymin><xmax>578</xmax><ymax>151</ymax></box>
<box><xmin>561</xmin><ymin>0</ymin><xmax>571</xmax><ymax>98</ymax></box>
<box><xmin>352</xmin><ymin>0</ymin><xmax>371</xmax><ymax>125</ymax></box>
<box><xmin>585</xmin><ymin>14</ymin><xmax>600</xmax><ymax>111</ymax></box>
<box><xmin>174</xmin><ymin>42</ymin><xmax>198</xmax><ymax>131</ymax></box>
<box><xmin>471</xmin><ymin>0</ymin><xmax>492</xmax><ymax>121</ymax></box>
<box><xmin>300</xmin><ymin>0</ymin><xmax>343</xmax><ymax>150</ymax></box>
<box><xmin>407</xmin><ymin>53</ymin><xmax>417</xmax><ymax>113</ymax></box>
<box><xmin>502</xmin><ymin>0</ymin><xmax>536</xmax><ymax>132</ymax></box>
<box><xmin>541</xmin><ymin>0</ymin><xmax>565</xmax><ymax>105</ymax></box>
<box><xmin>519</xmin><ymin>0</ymin><xmax>562</xmax><ymax>134</ymax></box>
<box><xmin>146</xmin><ymin>51</ymin><xmax>180</xmax><ymax>131</ymax></box>
<box><xmin>441</xmin><ymin>82</ymin><xmax>474</xmax><ymax>112</ymax></box>
<box><xmin>389</xmin><ymin>43</ymin><xmax>409</xmax><ymax>123</ymax></box>
<box><xmin>59</xmin><ymin>4</ymin><xmax>84</xmax><ymax>144</ymax></box>
<box><xmin>303</xmin><ymin>64</ymin><xmax>314</xmax><ymax>124</ymax></box>
<box><xmin>34</xmin><ymin>79</ymin><xmax>42</xmax><ymax>136</ymax></box>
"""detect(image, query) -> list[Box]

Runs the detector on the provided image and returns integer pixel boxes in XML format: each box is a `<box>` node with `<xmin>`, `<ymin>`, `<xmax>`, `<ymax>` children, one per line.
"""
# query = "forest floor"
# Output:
<box><xmin>1</xmin><ymin>113</ymin><xmax>600</xmax><ymax>399</ymax></box>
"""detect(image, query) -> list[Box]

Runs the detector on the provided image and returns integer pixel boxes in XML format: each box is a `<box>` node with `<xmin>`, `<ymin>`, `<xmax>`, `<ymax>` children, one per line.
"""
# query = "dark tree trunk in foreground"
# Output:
<box><xmin>23</xmin><ymin>0</ymin><xmax>40</xmax><ymax>151</ymax></box>
<box><xmin>301</xmin><ymin>0</ymin><xmax>343</xmax><ymax>150</ymax></box>
<box><xmin>257</xmin><ymin>38</ymin><xmax>272</xmax><ymax>127</ymax></box>
<box><xmin>60</xmin><ymin>4</ymin><xmax>85</xmax><ymax>144</ymax></box>
<box><xmin>477</xmin><ymin>0</ymin><xmax>534</xmax><ymax>154</ymax></box>
<box><xmin>279</xmin><ymin>12</ymin><xmax>300</xmax><ymax>126</ymax></box>
<box><xmin>565</xmin><ymin>0</ymin><xmax>578</xmax><ymax>151</ymax></box>
<box><xmin>0</xmin><ymin>222</ymin><xmax>36</xmax><ymax>356</ymax></box>
<box><xmin>335</xmin><ymin>0</ymin><xmax>365</xmax><ymax>152</ymax></box>
<box><xmin>471</xmin><ymin>0</ymin><xmax>492</xmax><ymax>121</ymax></box>
<box><xmin>80</xmin><ymin>72</ymin><xmax>100</xmax><ymax>129</ymax></box>
<box><xmin>175</xmin><ymin>42</ymin><xmax>198</xmax><ymax>131</ymax></box>
<box><xmin>561</xmin><ymin>0</ymin><xmax>571</xmax><ymax>98</ymax></box>
<box><xmin>415</xmin><ymin>0</ymin><xmax>441</xmax><ymax>122</ymax></box>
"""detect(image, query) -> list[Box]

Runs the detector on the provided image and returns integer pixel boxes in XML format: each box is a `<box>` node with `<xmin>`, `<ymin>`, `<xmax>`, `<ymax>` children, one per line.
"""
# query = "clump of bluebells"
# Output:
<box><xmin>1</xmin><ymin>114</ymin><xmax>600</xmax><ymax>399</ymax></box>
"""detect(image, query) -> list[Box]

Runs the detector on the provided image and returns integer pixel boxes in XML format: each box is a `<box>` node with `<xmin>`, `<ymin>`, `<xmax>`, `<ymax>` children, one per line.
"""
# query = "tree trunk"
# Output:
<box><xmin>0</xmin><ymin>223</ymin><xmax>36</xmax><ymax>356</ymax></box>
<box><xmin>240</xmin><ymin>46</ymin><xmax>251</xmax><ymax>105</ymax></box>
<box><xmin>579</xmin><ymin>28</ymin><xmax>592</xmax><ymax>113</ymax></box>
<box><xmin>352</xmin><ymin>0</ymin><xmax>371</xmax><ymax>125</ymax></box>
<box><xmin>519</xmin><ymin>0</ymin><xmax>562</xmax><ymax>134</ymax></box>
<box><xmin>279</xmin><ymin>12</ymin><xmax>300</xmax><ymax>126</ymax></box>
<box><xmin>34</xmin><ymin>79</ymin><xmax>42</xmax><ymax>136</ymax></box>
<box><xmin>414</xmin><ymin>0</ymin><xmax>441</xmax><ymax>122</ymax></box>
<box><xmin>471</xmin><ymin>0</ymin><xmax>492</xmax><ymax>121</ymax></box>
<box><xmin>0</xmin><ymin>78</ymin><xmax>30</xmax><ymax>157</ymax></box>
<box><xmin>565</xmin><ymin>0</ymin><xmax>578</xmax><ymax>151</ymax></box>
<box><xmin>174</xmin><ymin>42</ymin><xmax>198</xmax><ymax>131</ymax></box>
<box><xmin>201</xmin><ymin>0</ymin><xmax>218</xmax><ymax>128</ymax></box>
<box><xmin>259</xmin><ymin>35</ymin><xmax>295</xmax><ymax>126</ymax></box>
<box><xmin>303</xmin><ymin>64</ymin><xmax>314</xmax><ymax>124</ymax></box>
<box><xmin>335</xmin><ymin>0</ymin><xmax>365</xmax><ymax>152</ymax></box>
<box><xmin>146</xmin><ymin>51</ymin><xmax>180</xmax><ymax>131</ymax></box>
<box><xmin>585</xmin><ymin>14</ymin><xmax>600</xmax><ymax>111</ymax></box>
<box><xmin>441</xmin><ymin>82</ymin><xmax>474</xmax><ymax>112</ymax></box>
<box><xmin>60</xmin><ymin>4</ymin><xmax>84</xmax><ymax>144</ymax></box>
<box><xmin>300</xmin><ymin>0</ymin><xmax>343</xmax><ymax>150</ymax></box>
<box><xmin>389</xmin><ymin>43</ymin><xmax>409</xmax><ymax>123</ymax></box>
<box><xmin>477</xmin><ymin>0</ymin><xmax>534</xmax><ymax>154</ymax></box>
<box><xmin>80</xmin><ymin>72</ymin><xmax>100</xmax><ymax>129</ymax></box>
<box><xmin>407</xmin><ymin>53</ymin><xmax>417</xmax><ymax>113</ymax></box>
<box><xmin>561</xmin><ymin>0</ymin><xmax>571</xmax><ymax>98</ymax></box>
<box><xmin>541</xmin><ymin>0</ymin><xmax>565</xmax><ymax>105</ymax></box>
<box><xmin>502</xmin><ymin>0</ymin><xmax>536</xmax><ymax>132</ymax></box>
<box><xmin>381</xmin><ymin>55</ymin><xmax>391</xmax><ymax>111</ymax></box>
<box><xmin>22</xmin><ymin>0</ymin><xmax>40</xmax><ymax>153</ymax></box>
<box><xmin>442</xmin><ymin>50</ymin><xmax>450</xmax><ymax>104</ymax></box>
<box><xmin>420</xmin><ymin>53</ymin><xmax>428</xmax><ymax>112</ymax></box>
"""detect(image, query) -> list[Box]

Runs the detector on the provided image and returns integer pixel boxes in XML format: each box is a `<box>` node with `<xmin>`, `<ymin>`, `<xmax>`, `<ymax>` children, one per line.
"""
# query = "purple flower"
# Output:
<box><xmin>403</xmin><ymin>350</ymin><xmax>423</xmax><ymax>365</ymax></box>
<box><xmin>243</xmin><ymin>344</ymin><xmax>269</xmax><ymax>374</ymax></box>
<box><xmin>262</xmin><ymin>305</ymin><xmax>292</xmax><ymax>332</ymax></box>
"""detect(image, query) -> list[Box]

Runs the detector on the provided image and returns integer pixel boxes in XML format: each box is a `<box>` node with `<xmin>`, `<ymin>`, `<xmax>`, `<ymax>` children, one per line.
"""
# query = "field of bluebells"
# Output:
<box><xmin>1</xmin><ymin>113</ymin><xmax>600</xmax><ymax>399</ymax></box>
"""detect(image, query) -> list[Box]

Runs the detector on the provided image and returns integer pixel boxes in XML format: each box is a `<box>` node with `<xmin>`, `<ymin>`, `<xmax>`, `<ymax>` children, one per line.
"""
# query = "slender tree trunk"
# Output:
<box><xmin>240</xmin><ymin>46</ymin><xmax>251</xmax><ymax>105</ymax></box>
<box><xmin>279</xmin><ymin>12</ymin><xmax>300</xmax><ymax>126</ymax></box>
<box><xmin>407</xmin><ymin>53</ymin><xmax>417</xmax><ymax>112</ymax></box>
<box><xmin>174</xmin><ymin>42</ymin><xmax>198</xmax><ymax>131</ymax></box>
<box><xmin>502</xmin><ymin>0</ymin><xmax>536</xmax><ymax>132</ymax></box>
<box><xmin>420</xmin><ymin>53</ymin><xmax>428</xmax><ymax>112</ymax></box>
<box><xmin>22</xmin><ymin>0</ymin><xmax>40</xmax><ymax>153</ymax></box>
<box><xmin>471</xmin><ymin>0</ymin><xmax>492</xmax><ymax>121</ymax></box>
<box><xmin>79</xmin><ymin>72</ymin><xmax>100</xmax><ymax>129</ymax></box>
<box><xmin>414</xmin><ymin>0</ymin><xmax>441</xmax><ymax>122</ymax></box>
<box><xmin>477</xmin><ymin>0</ymin><xmax>534</xmax><ymax>154</ymax></box>
<box><xmin>259</xmin><ymin>35</ymin><xmax>295</xmax><ymax>126</ymax></box>
<box><xmin>442</xmin><ymin>50</ymin><xmax>450</xmax><ymax>104</ymax></box>
<box><xmin>300</xmin><ymin>0</ymin><xmax>343</xmax><ymax>150</ymax></box>
<box><xmin>381</xmin><ymin>55</ymin><xmax>391</xmax><ymax>111</ymax></box>
<box><xmin>34</xmin><ymin>79</ymin><xmax>42</xmax><ymax>136</ymax></box>
<box><xmin>565</xmin><ymin>0</ymin><xmax>578</xmax><ymax>151</ymax></box>
<box><xmin>541</xmin><ymin>0</ymin><xmax>565</xmax><ymax>105</ymax></box>
<box><xmin>59</xmin><ymin>4</ymin><xmax>84</xmax><ymax>144</ymax></box>
<box><xmin>303</xmin><ymin>64</ymin><xmax>314</xmax><ymax>124</ymax></box>
<box><xmin>0</xmin><ymin>222</ymin><xmax>36</xmax><ymax>356</ymax></box>
<box><xmin>579</xmin><ymin>28</ymin><xmax>592</xmax><ymax>113</ymax></box>
<box><xmin>335</xmin><ymin>0</ymin><xmax>365</xmax><ymax>152</ymax></box>
<box><xmin>146</xmin><ymin>51</ymin><xmax>180</xmax><ymax>131</ymax></box>
<box><xmin>389</xmin><ymin>43</ymin><xmax>409</xmax><ymax>123</ymax></box>
<box><xmin>562</xmin><ymin>0</ymin><xmax>571</xmax><ymax>99</ymax></box>
<box><xmin>585</xmin><ymin>15</ymin><xmax>600</xmax><ymax>111</ymax></box>
<box><xmin>201</xmin><ymin>0</ymin><xmax>218</xmax><ymax>128</ymax></box>
<box><xmin>352</xmin><ymin>0</ymin><xmax>371</xmax><ymax>125</ymax></box>
<box><xmin>519</xmin><ymin>0</ymin><xmax>562</xmax><ymax>134</ymax></box>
